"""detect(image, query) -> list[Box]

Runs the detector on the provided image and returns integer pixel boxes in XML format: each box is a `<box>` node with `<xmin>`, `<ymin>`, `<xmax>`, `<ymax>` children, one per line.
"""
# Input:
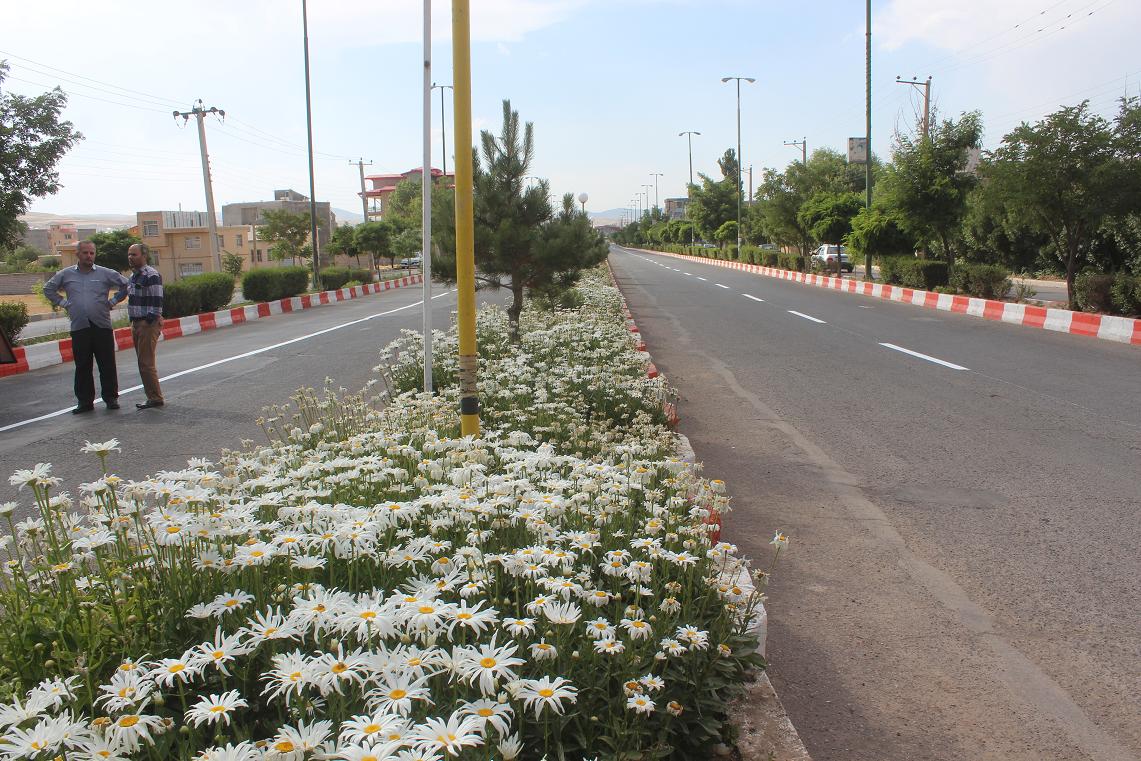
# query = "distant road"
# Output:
<box><xmin>609</xmin><ymin>245</ymin><xmax>1139</xmax><ymax>761</ymax></box>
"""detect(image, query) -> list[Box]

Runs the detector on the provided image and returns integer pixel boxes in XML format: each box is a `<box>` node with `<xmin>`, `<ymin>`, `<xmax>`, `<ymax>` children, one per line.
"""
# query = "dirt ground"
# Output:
<box><xmin>1</xmin><ymin>294</ymin><xmax>54</xmax><ymax>316</ymax></box>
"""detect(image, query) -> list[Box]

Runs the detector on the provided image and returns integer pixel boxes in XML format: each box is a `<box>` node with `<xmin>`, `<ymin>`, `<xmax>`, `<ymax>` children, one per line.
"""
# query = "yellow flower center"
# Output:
<box><xmin>166</xmin><ymin>526</ymin><xmax>180</xmax><ymax>534</ymax></box>
<box><xmin>118</xmin><ymin>716</ymin><xmax>139</xmax><ymax>728</ymax></box>
<box><xmin>538</xmin><ymin>688</ymin><xmax>554</xmax><ymax>698</ymax></box>
<box><xmin>363</xmin><ymin>724</ymin><xmax>380</xmax><ymax>734</ymax></box>
<box><xmin>418</xmin><ymin>605</ymin><xmax>435</xmax><ymax>614</ymax></box>
<box><xmin>274</xmin><ymin>741</ymin><xmax>296</xmax><ymax>752</ymax></box>
<box><xmin>224</xmin><ymin>600</ymin><xmax>239</xmax><ymax>607</ymax></box>
<box><xmin>331</xmin><ymin>662</ymin><xmax>348</xmax><ymax>674</ymax></box>
<box><xmin>480</xmin><ymin>657</ymin><xmax>497</xmax><ymax>669</ymax></box>
<box><xmin>212</xmin><ymin>650</ymin><xmax>224</xmax><ymax>660</ymax></box>
<box><xmin>209</xmin><ymin>705</ymin><xmax>227</xmax><ymax>714</ymax></box>
<box><xmin>389</xmin><ymin>689</ymin><xmax>407</xmax><ymax>700</ymax></box>
<box><xmin>168</xmin><ymin>664</ymin><xmax>185</xmax><ymax>673</ymax></box>
<box><xmin>457</xmin><ymin>613</ymin><xmax>472</xmax><ymax>620</ymax></box>
<box><xmin>289</xmin><ymin>671</ymin><xmax>302</xmax><ymax>682</ymax></box>
<box><xmin>359</xmin><ymin>611</ymin><xmax>377</xmax><ymax>620</ymax></box>
<box><xmin>408</xmin><ymin>658</ymin><xmax>422</xmax><ymax>667</ymax></box>
<box><xmin>263</xmin><ymin>627</ymin><xmax>277</xmax><ymax>636</ymax></box>
<box><xmin>478</xmin><ymin>708</ymin><xmax>493</xmax><ymax>717</ymax></box>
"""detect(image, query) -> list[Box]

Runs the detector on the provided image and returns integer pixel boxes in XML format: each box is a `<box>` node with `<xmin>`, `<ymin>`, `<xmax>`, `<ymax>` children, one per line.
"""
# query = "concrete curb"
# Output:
<box><xmin>1</xmin><ymin>275</ymin><xmax>423</xmax><ymax>378</ymax></box>
<box><xmin>637</xmin><ymin>248</ymin><xmax>1141</xmax><ymax>347</ymax></box>
<box><xmin>610</xmin><ymin>264</ymin><xmax>812</xmax><ymax>761</ymax></box>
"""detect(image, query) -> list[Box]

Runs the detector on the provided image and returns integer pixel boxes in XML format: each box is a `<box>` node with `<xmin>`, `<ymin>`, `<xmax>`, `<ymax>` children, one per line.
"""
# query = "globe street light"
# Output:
<box><xmin>721</xmin><ymin>76</ymin><xmax>755</xmax><ymax>254</ymax></box>
<box><xmin>578</xmin><ymin>192</ymin><xmax>589</xmax><ymax>213</ymax></box>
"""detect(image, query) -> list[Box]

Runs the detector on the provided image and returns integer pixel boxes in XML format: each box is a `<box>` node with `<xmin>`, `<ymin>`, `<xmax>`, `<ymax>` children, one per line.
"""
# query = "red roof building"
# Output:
<box><xmin>361</xmin><ymin>168</ymin><xmax>453</xmax><ymax>220</ymax></box>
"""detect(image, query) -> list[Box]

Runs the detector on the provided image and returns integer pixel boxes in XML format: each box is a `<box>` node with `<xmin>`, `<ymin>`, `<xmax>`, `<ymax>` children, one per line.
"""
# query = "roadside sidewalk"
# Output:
<box><xmin>638</xmin><ymin>249</ymin><xmax>1140</xmax><ymax>346</ymax></box>
<box><xmin>1</xmin><ymin>275</ymin><xmax>423</xmax><ymax>378</ymax></box>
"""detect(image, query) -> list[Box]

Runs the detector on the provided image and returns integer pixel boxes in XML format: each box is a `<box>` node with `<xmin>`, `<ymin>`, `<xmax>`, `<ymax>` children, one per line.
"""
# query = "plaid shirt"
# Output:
<box><xmin>127</xmin><ymin>265</ymin><xmax>164</xmax><ymax>321</ymax></box>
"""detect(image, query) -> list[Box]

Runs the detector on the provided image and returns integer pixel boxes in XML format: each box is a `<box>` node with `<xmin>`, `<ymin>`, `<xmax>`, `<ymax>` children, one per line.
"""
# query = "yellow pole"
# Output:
<box><xmin>452</xmin><ymin>0</ymin><xmax>480</xmax><ymax>437</ymax></box>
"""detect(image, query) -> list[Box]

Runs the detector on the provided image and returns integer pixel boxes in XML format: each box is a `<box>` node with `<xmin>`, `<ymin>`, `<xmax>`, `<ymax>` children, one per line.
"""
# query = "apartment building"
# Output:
<box><xmin>361</xmin><ymin>168</ymin><xmax>452</xmax><ymax>220</ymax></box>
<box><xmin>134</xmin><ymin>210</ymin><xmax>250</xmax><ymax>280</ymax></box>
<box><xmin>221</xmin><ymin>189</ymin><xmax>335</xmax><ymax>250</ymax></box>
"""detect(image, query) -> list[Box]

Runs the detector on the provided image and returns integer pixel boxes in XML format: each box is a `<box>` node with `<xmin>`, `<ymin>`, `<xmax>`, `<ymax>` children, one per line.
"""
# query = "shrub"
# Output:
<box><xmin>879</xmin><ymin>256</ymin><xmax>949</xmax><ymax>290</ymax></box>
<box><xmin>777</xmin><ymin>251</ymin><xmax>803</xmax><ymax>272</ymax></box>
<box><xmin>761</xmin><ymin>251</ymin><xmax>779</xmax><ymax>267</ymax></box>
<box><xmin>1073</xmin><ymin>272</ymin><xmax>1115</xmax><ymax>313</ymax></box>
<box><xmin>1109</xmin><ymin>272</ymin><xmax>1141</xmax><ymax>316</ymax></box>
<box><xmin>0</xmin><ymin>301</ymin><xmax>30</xmax><ymax>345</ymax></box>
<box><xmin>349</xmin><ymin>267</ymin><xmax>373</xmax><ymax>283</ymax></box>
<box><xmin>162</xmin><ymin>279</ymin><xmax>200</xmax><ymax>318</ymax></box>
<box><xmin>320</xmin><ymin>266</ymin><xmax>352</xmax><ymax>290</ymax></box>
<box><xmin>279</xmin><ymin>266</ymin><xmax>311</xmax><ymax>297</ymax></box>
<box><xmin>241</xmin><ymin>267</ymin><xmax>312</xmax><ymax>303</ymax></box>
<box><xmin>181</xmin><ymin>272</ymin><xmax>235</xmax><ymax>313</ymax></box>
<box><xmin>949</xmin><ymin>263</ymin><xmax>1011</xmax><ymax>299</ymax></box>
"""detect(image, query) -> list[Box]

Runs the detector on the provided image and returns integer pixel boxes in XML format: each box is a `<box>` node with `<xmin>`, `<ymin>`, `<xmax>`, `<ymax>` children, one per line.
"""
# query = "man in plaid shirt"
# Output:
<box><xmin>126</xmin><ymin>244</ymin><xmax>165</xmax><ymax>408</ymax></box>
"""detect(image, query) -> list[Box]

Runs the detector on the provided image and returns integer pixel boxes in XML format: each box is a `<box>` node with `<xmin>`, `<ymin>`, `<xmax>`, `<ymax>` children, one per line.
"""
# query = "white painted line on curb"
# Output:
<box><xmin>715</xmin><ymin>284</ymin><xmax>730</xmax><ymax>289</ymax></box>
<box><xmin>743</xmin><ymin>294</ymin><xmax>765</xmax><ymax>302</ymax></box>
<box><xmin>788</xmin><ymin>310</ymin><xmax>826</xmax><ymax>324</ymax></box>
<box><xmin>0</xmin><ymin>291</ymin><xmax>457</xmax><ymax>434</ymax></box>
<box><xmin>880</xmin><ymin>342</ymin><xmax>969</xmax><ymax>370</ymax></box>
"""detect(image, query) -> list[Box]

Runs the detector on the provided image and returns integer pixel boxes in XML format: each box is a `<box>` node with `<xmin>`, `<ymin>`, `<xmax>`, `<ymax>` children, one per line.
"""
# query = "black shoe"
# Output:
<box><xmin>72</xmin><ymin>405</ymin><xmax>95</xmax><ymax>415</ymax></box>
<box><xmin>135</xmin><ymin>400</ymin><xmax>164</xmax><ymax>409</ymax></box>
<box><xmin>106</xmin><ymin>401</ymin><xmax>121</xmax><ymax>410</ymax></box>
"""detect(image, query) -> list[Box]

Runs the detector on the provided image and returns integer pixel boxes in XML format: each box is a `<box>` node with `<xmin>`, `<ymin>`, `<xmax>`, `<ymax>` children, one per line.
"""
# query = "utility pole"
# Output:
<box><xmin>746</xmin><ymin>165</ymin><xmax>753</xmax><ymax>206</ymax></box>
<box><xmin>896</xmin><ymin>75</ymin><xmax>932</xmax><ymax>140</ymax></box>
<box><xmin>431</xmin><ymin>83</ymin><xmax>453</xmax><ymax>179</ymax></box>
<box><xmin>351</xmin><ymin>158</ymin><xmax>373</xmax><ymax>222</ymax></box>
<box><xmin>422</xmin><ymin>1</ymin><xmax>434</xmax><ymax>394</ymax></box>
<box><xmin>649</xmin><ymin>173</ymin><xmax>663</xmax><ymax>214</ymax></box>
<box><xmin>301</xmin><ymin>0</ymin><xmax>321</xmax><ymax>289</ymax></box>
<box><xmin>784</xmin><ymin>137</ymin><xmax>807</xmax><ymax>165</ymax></box>
<box><xmin>173</xmin><ymin>100</ymin><xmax>224</xmax><ymax>274</ymax></box>
<box><xmin>452</xmin><ymin>0</ymin><xmax>479</xmax><ymax>436</ymax></box>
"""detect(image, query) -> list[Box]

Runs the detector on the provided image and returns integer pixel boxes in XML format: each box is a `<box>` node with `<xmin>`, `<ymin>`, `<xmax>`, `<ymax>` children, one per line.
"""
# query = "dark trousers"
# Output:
<box><xmin>71</xmin><ymin>326</ymin><xmax>118</xmax><ymax>405</ymax></box>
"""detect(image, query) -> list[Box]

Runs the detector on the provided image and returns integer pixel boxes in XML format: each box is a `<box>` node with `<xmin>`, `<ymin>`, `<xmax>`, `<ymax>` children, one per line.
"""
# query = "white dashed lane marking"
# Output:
<box><xmin>880</xmin><ymin>343</ymin><xmax>969</xmax><ymax>370</ymax></box>
<box><xmin>743</xmin><ymin>294</ymin><xmax>764</xmax><ymax>302</ymax></box>
<box><xmin>788</xmin><ymin>310</ymin><xmax>826</xmax><ymax>324</ymax></box>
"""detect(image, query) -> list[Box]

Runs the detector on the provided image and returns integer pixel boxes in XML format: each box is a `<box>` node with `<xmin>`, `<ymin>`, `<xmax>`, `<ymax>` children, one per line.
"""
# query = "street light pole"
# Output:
<box><xmin>301</xmin><ymin>0</ymin><xmax>321</xmax><ymax>290</ymax></box>
<box><xmin>649</xmin><ymin>173</ymin><xmax>663</xmax><ymax>214</ymax></box>
<box><xmin>679</xmin><ymin>130</ymin><xmax>700</xmax><ymax>250</ymax></box>
<box><xmin>721</xmin><ymin>76</ymin><xmax>755</xmax><ymax>255</ymax></box>
<box><xmin>431</xmin><ymin>83</ymin><xmax>453</xmax><ymax>178</ymax></box>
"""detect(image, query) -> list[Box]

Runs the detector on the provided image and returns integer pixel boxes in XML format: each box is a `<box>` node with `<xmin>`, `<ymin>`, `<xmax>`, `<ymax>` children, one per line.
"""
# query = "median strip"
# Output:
<box><xmin>880</xmin><ymin>342</ymin><xmax>969</xmax><ymax>370</ymax></box>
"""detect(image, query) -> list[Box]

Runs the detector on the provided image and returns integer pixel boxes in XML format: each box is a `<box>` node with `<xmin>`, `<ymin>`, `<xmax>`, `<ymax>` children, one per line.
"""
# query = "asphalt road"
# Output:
<box><xmin>608</xmin><ymin>246</ymin><xmax>1139</xmax><ymax>761</ymax></box>
<box><xmin>1</xmin><ymin>283</ymin><xmax>509</xmax><ymax>508</ymax></box>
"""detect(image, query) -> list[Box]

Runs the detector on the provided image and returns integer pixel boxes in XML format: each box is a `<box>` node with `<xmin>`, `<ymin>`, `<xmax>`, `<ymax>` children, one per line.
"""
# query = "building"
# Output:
<box><xmin>361</xmin><ymin>168</ymin><xmax>452</xmax><ymax>220</ymax></box>
<box><xmin>130</xmin><ymin>210</ymin><xmax>250</xmax><ymax>281</ymax></box>
<box><xmin>663</xmin><ymin>198</ymin><xmax>690</xmax><ymax>221</ymax></box>
<box><xmin>18</xmin><ymin>228</ymin><xmax>50</xmax><ymax>254</ymax></box>
<box><xmin>221</xmin><ymin>189</ymin><xmax>335</xmax><ymax>249</ymax></box>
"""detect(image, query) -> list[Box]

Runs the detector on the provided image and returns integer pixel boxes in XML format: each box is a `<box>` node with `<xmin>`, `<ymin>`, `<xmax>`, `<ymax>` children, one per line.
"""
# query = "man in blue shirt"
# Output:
<box><xmin>126</xmin><ymin>243</ymin><xmax>165</xmax><ymax>409</ymax></box>
<box><xmin>43</xmin><ymin>240</ymin><xmax>129</xmax><ymax>414</ymax></box>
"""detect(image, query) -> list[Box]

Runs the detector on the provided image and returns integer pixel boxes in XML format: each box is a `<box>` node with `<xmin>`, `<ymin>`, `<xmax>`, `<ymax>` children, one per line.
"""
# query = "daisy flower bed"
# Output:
<box><xmin>1</xmin><ymin>268</ymin><xmax>775</xmax><ymax>761</ymax></box>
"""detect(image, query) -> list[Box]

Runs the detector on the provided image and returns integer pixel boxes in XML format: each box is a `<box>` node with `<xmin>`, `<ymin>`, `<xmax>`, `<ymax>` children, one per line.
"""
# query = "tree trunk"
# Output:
<box><xmin>508</xmin><ymin>282</ymin><xmax>525</xmax><ymax>342</ymax></box>
<box><xmin>1065</xmin><ymin>241</ymin><xmax>1079</xmax><ymax>311</ymax></box>
<box><xmin>940</xmin><ymin>232</ymin><xmax>955</xmax><ymax>270</ymax></box>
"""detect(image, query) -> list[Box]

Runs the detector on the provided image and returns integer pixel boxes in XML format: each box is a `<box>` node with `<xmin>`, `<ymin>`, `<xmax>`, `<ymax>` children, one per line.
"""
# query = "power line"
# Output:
<box><xmin>0</xmin><ymin>49</ymin><xmax>185</xmax><ymax>108</ymax></box>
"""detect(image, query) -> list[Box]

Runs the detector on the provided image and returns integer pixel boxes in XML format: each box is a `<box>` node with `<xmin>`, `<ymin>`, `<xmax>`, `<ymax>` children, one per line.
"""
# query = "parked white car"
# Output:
<box><xmin>811</xmin><ymin>244</ymin><xmax>853</xmax><ymax>273</ymax></box>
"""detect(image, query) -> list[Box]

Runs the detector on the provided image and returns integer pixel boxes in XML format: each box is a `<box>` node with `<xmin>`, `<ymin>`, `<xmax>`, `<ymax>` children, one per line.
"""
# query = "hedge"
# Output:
<box><xmin>241</xmin><ymin>266</ymin><xmax>311</xmax><ymax>303</ymax></box>
<box><xmin>879</xmin><ymin>256</ymin><xmax>950</xmax><ymax>290</ymax></box>
<box><xmin>162</xmin><ymin>281</ymin><xmax>199</xmax><ymax>318</ymax></box>
<box><xmin>1074</xmin><ymin>272</ymin><xmax>1115</xmax><ymax>313</ymax></box>
<box><xmin>777</xmin><ymin>251</ymin><xmax>805</xmax><ymax>272</ymax></box>
<box><xmin>162</xmin><ymin>273</ymin><xmax>236</xmax><ymax>318</ymax></box>
<box><xmin>0</xmin><ymin>301</ymin><xmax>30</xmax><ymax>345</ymax></box>
<box><xmin>1110</xmin><ymin>272</ymin><xmax>1141</xmax><ymax>316</ymax></box>
<box><xmin>319</xmin><ymin>266</ymin><xmax>353</xmax><ymax>291</ymax></box>
<box><xmin>949</xmin><ymin>263</ymin><xmax>1011</xmax><ymax>299</ymax></box>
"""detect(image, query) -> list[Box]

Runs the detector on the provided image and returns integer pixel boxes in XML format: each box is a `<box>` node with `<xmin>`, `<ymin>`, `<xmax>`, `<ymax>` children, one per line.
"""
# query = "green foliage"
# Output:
<box><xmin>714</xmin><ymin>220</ymin><xmax>737</xmax><ymax>247</ymax></box>
<box><xmin>776</xmin><ymin>250</ymin><xmax>804</xmax><ymax>271</ymax></box>
<box><xmin>0</xmin><ymin>62</ymin><xmax>83</xmax><ymax>251</ymax></box>
<box><xmin>878</xmin><ymin>256</ymin><xmax>950</xmax><ymax>290</ymax></box>
<box><xmin>983</xmin><ymin>98</ymin><xmax>1141</xmax><ymax>307</ymax></box>
<box><xmin>348</xmin><ymin>267</ymin><xmax>372</xmax><ymax>284</ymax></box>
<box><xmin>797</xmin><ymin>191</ymin><xmax>864</xmax><ymax>246</ymax></box>
<box><xmin>3</xmin><ymin>244</ymin><xmax>45</xmax><ymax>270</ymax></box>
<box><xmin>88</xmin><ymin>229</ymin><xmax>140</xmax><ymax>272</ymax></box>
<box><xmin>353</xmin><ymin>220</ymin><xmax>395</xmax><ymax>267</ymax></box>
<box><xmin>845</xmin><ymin>206</ymin><xmax>915</xmax><ymax>259</ymax></box>
<box><xmin>878</xmin><ymin>111</ymin><xmax>983</xmax><ymax>265</ymax></box>
<box><xmin>1110</xmin><ymin>272</ymin><xmax>1141</xmax><ymax>315</ymax></box>
<box><xmin>221</xmin><ymin>250</ymin><xmax>245</xmax><ymax>278</ymax></box>
<box><xmin>319</xmin><ymin>266</ymin><xmax>352</xmax><ymax>290</ymax></box>
<box><xmin>324</xmin><ymin>223</ymin><xmax>361</xmax><ymax>266</ymax></box>
<box><xmin>1073</xmin><ymin>272</ymin><xmax>1116</xmax><ymax>313</ymax></box>
<box><xmin>948</xmin><ymin>263</ymin><xmax>1011</xmax><ymax>299</ymax></box>
<box><xmin>261</xmin><ymin>208</ymin><xmax>322</xmax><ymax>262</ymax></box>
<box><xmin>240</xmin><ymin>266</ymin><xmax>311</xmax><ymax>302</ymax></box>
<box><xmin>687</xmin><ymin>152</ymin><xmax>740</xmax><ymax>241</ymax></box>
<box><xmin>161</xmin><ymin>279</ymin><xmax>199</xmax><ymax>318</ymax></box>
<box><xmin>0</xmin><ymin>300</ymin><xmax>29</xmax><ymax>344</ymax></box>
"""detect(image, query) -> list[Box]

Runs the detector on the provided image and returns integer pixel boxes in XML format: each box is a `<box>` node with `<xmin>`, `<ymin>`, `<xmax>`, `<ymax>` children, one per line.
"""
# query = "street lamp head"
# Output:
<box><xmin>745</xmin><ymin>77</ymin><xmax>756</xmax><ymax>83</ymax></box>
<box><xmin>720</xmin><ymin>77</ymin><xmax>731</xmax><ymax>83</ymax></box>
<box><xmin>578</xmin><ymin>192</ymin><xmax>589</xmax><ymax>204</ymax></box>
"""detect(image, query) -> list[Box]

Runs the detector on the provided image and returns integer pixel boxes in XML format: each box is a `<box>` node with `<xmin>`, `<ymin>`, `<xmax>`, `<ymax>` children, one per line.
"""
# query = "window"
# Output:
<box><xmin>257</xmin><ymin>250</ymin><xmax>263</xmax><ymax>262</ymax></box>
<box><xmin>184</xmin><ymin>236</ymin><xmax>201</xmax><ymax>250</ymax></box>
<box><xmin>236</xmin><ymin>234</ymin><xmax>243</xmax><ymax>248</ymax></box>
<box><xmin>142</xmin><ymin>221</ymin><xmax>159</xmax><ymax>237</ymax></box>
<box><xmin>179</xmin><ymin>263</ymin><xmax>204</xmax><ymax>277</ymax></box>
<box><xmin>216</xmin><ymin>234</ymin><xmax>224</xmax><ymax>250</ymax></box>
<box><xmin>250</xmin><ymin>251</ymin><xmax>256</xmax><ymax>262</ymax></box>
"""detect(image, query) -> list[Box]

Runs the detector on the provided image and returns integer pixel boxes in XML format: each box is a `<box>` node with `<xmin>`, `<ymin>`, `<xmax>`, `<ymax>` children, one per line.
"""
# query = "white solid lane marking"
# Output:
<box><xmin>0</xmin><ymin>291</ymin><xmax>457</xmax><ymax>434</ymax></box>
<box><xmin>715</xmin><ymin>284</ymin><xmax>730</xmax><ymax>289</ymax></box>
<box><xmin>696</xmin><ymin>276</ymin><xmax>708</xmax><ymax>281</ymax></box>
<box><xmin>788</xmin><ymin>310</ymin><xmax>826</xmax><ymax>324</ymax></box>
<box><xmin>743</xmin><ymin>294</ymin><xmax>765</xmax><ymax>302</ymax></box>
<box><xmin>880</xmin><ymin>343</ymin><xmax>969</xmax><ymax>370</ymax></box>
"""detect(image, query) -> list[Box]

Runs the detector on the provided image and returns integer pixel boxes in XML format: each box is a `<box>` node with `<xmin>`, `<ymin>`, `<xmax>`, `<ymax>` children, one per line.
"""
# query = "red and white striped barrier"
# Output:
<box><xmin>646</xmin><ymin>250</ymin><xmax>1141</xmax><ymax>347</ymax></box>
<box><xmin>1</xmin><ymin>276</ymin><xmax>423</xmax><ymax>378</ymax></box>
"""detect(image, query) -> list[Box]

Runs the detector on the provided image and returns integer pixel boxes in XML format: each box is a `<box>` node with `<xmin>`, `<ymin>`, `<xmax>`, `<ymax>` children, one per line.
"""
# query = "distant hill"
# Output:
<box><xmin>20</xmin><ymin>211</ymin><xmax>134</xmax><ymax>230</ymax></box>
<box><xmin>332</xmin><ymin>208</ymin><xmax>364</xmax><ymax>226</ymax></box>
<box><xmin>588</xmin><ymin>208</ymin><xmax>628</xmax><ymax>227</ymax></box>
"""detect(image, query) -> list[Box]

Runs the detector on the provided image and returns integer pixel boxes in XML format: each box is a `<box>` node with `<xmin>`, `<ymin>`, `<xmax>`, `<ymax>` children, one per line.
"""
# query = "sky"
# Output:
<box><xmin>5</xmin><ymin>0</ymin><xmax>1139</xmax><ymax>224</ymax></box>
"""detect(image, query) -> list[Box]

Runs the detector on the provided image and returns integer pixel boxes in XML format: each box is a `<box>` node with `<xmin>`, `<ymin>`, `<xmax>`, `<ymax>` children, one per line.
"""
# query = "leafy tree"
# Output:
<box><xmin>0</xmin><ymin>62</ymin><xmax>82</xmax><ymax>250</ymax></box>
<box><xmin>260</xmin><ymin>208</ymin><xmax>323</xmax><ymax>263</ymax></box>
<box><xmin>353</xmin><ymin>220</ymin><xmax>394</xmax><ymax>269</ymax></box>
<box><xmin>4</xmin><ymin>243</ymin><xmax>45</xmax><ymax>269</ymax></box>
<box><xmin>221</xmin><ymin>250</ymin><xmax>245</xmax><ymax>278</ymax></box>
<box><xmin>687</xmin><ymin>150</ymin><xmax>739</xmax><ymax>241</ymax></box>
<box><xmin>797</xmin><ymin>191</ymin><xmax>864</xmax><ymax>247</ymax></box>
<box><xmin>879</xmin><ymin>111</ymin><xmax>982</xmax><ymax>267</ymax></box>
<box><xmin>983</xmin><ymin>99</ymin><xmax>1140</xmax><ymax>306</ymax></box>
<box><xmin>432</xmin><ymin>100</ymin><xmax>608</xmax><ymax>337</ymax></box>
<box><xmin>88</xmin><ymin>229</ymin><xmax>140</xmax><ymax>272</ymax></box>
<box><xmin>325</xmin><ymin>224</ymin><xmax>362</xmax><ymax>267</ymax></box>
<box><xmin>846</xmin><ymin>206</ymin><xmax>916</xmax><ymax>260</ymax></box>
<box><xmin>714</xmin><ymin>220</ymin><xmax>737</xmax><ymax>249</ymax></box>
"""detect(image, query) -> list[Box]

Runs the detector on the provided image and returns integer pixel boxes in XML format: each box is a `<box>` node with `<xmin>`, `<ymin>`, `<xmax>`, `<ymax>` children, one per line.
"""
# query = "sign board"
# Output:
<box><xmin>847</xmin><ymin>137</ymin><xmax>869</xmax><ymax>164</ymax></box>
